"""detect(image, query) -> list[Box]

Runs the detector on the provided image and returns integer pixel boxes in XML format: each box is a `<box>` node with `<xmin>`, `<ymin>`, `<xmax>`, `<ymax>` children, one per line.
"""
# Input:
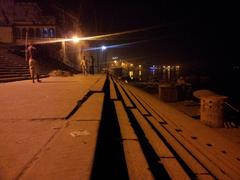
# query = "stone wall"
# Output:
<box><xmin>0</xmin><ymin>26</ymin><xmax>12</xmax><ymax>43</ymax></box>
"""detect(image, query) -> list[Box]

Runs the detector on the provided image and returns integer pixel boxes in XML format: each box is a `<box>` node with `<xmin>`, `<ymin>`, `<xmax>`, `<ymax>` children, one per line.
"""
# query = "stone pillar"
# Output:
<box><xmin>158</xmin><ymin>84</ymin><xmax>178</xmax><ymax>102</ymax></box>
<box><xmin>200</xmin><ymin>95</ymin><xmax>227</xmax><ymax>128</ymax></box>
<box><xmin>62</xmin><ymin>41</ymin><xmax>66</xmax><ymax>63</ymax></box>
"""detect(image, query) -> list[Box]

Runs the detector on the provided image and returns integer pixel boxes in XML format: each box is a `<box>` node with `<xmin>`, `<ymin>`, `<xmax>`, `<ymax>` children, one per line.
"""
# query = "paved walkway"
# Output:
<box><xmin>1</xmin><ymin>74</ymin><xmax>240</xmax><ymax>179</ymax></box>
<box><xmin>0</xmin><ymin>74</ymin><xmax>106</xmax><ymax>180</ymax></box>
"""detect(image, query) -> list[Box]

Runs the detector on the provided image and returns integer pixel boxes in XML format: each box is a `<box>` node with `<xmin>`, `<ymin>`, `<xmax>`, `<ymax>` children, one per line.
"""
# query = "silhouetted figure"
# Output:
<box><xmin>27</xmin><ymin>42</ymin><xmax>36</xmax><ymax>61</ymax></box>
<box><xmin>27</xmin><ymin>42</ymin><xmax>41</xmax><ymax>83</ymax></box>
<box><xmin>80</xmin><ymin>56</ymin><xmax>87</xmax><ymax>75</ymax></box>
<box><xmin>28</xmin><ymin>57</ymin><xmax>40</xmax><ymax>83</ymax></box>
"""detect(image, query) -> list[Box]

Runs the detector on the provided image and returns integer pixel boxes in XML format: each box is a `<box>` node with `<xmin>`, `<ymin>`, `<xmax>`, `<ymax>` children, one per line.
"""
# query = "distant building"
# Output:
<box><xmin>50</xmin><ymin>4</ymin><xmax>81</xmax><ymax>38</ymax></box>
<box><xmin>0</xmin><ymin>0</ymin><xmax>93</xmax><ymax>72</ymax></box>
<box><xmin>0</xmin><ymin>0</ymin><xmax>57</xmax><ymax>44</ymax></box>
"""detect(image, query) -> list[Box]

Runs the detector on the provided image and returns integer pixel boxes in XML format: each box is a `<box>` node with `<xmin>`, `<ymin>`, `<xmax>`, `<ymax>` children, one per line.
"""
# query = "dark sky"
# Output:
<box><xmin>42</xmin><ymin>0</ymin><xmax>237</xmax><ymax>67</ymax></box>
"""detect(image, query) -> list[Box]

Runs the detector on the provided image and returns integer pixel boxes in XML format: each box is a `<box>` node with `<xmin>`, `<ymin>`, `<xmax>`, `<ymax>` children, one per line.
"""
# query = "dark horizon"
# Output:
<box><xmin>35</xmin><ymin>0</ymin><xmax>238</xmax><ymax>67</ymax></box>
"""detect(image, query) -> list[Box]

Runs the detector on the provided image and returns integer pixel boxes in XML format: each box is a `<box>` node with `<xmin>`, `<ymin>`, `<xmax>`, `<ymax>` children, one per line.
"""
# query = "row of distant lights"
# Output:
<box><xmin>150</xmin><ymin>65</ymin><xmax>181</xmax><ymax>70</ymax></box>
<box><xmin>112</xmin><ymin>57</ymin><xmax>140</xmax><ymax>68</ymax></box>
<box><xmin>112</xmin><ymin>61</ymin><xmax>180</xmax><ymax>70</ymax></box>
<box><xmin>112</xmin><ymin>60</ymin><xmax>135</xmax><ymax>67</ymax></box>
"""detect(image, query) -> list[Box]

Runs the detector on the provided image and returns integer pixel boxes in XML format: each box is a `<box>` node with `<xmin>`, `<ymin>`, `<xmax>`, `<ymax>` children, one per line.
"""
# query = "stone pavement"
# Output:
<box><xmin>1</xmin><ymin>74</ymin><xmax>240</xmax><ymax>180</ymax></box>
<box><xmin>122</xmin><ymin>83</ymin><xmax>240</xmax><ymax>179</ymax></box>
<box><xmin>0</xmin><ymin>74</ymin><xmax>106</xmax><ymax>180</ymax></box>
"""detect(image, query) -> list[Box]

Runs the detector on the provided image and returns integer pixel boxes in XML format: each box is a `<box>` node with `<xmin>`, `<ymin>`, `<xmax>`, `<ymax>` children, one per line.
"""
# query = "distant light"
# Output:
<box><xmin>130</xmin><ymin>63</ymin><xmax>134</xmax><ymax>67</ymax></box>
<box><xmin>72</xmin><ymin>36</ymin><xmax>80</xmax><ymax>43</ymax></box>
<box><xmin>233</xmin><ymin>66</ymin><xmax>240</xmax><ymax>69</ymax></box>
<box><xmin>139</xmin><ymin>70</ymin><xmax>142</xmax><ymax>76</ymax></box>
<box><xmin>101</xmin><ymin>45</ymin><xmax>107</xmax><ymax>50</ymax></box>
<box><xmin>129</xmin><ymin>71</ymin><xmax>134</xmax><ymax>80</ymax></box>
<box><xmin>149</xmin><ymin>65</ymin><xmax>157</xmax><ymax>70</ymax></box>
<box><xmin>176</xmin><ymin>65</ymin><xmax>180</xmax><ymax>70</ymax></box>
<box><xmin>112</xmin><ymin>56</ymin><xmax>118</xmax><ymax>60</ymax></box>
<box><xmin>139</xmin><ymin>65</ymin><xmax>142</xmax><ymax>68</ymax></box>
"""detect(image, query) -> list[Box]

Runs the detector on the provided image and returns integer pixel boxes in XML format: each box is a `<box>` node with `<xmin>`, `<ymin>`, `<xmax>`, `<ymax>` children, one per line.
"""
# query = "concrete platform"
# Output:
<box><xmin>1</xmin><ymin>75</ymin><xmax>240</xmax><ymax>180</ymax></box>
<box><xmin>0</xmin><ymin>74</ymin><xmax>106</xmax><ymax>180</ymax></box>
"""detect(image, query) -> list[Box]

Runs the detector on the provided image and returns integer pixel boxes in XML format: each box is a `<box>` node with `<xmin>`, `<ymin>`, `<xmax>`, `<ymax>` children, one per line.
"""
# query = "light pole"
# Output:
<box><xmin>61</xmin><ymin>36</ymin><xmax>80</xmax><ymax>67</ymax></box>
<box><xmin>101</xmin><ymin>45</ymin><xmax>107</xmax><ymax>72</ymax></box>
<box><xmin>62</xmin><ymin>40</ymin><xmax>67</xmax><ymax>64</ymax></box>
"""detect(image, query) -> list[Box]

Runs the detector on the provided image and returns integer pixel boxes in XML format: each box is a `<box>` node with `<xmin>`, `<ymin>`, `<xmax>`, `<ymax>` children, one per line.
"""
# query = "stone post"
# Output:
<box><xmin>200</xmin><ymin>95</ymin><xmax>227</xmax><ymax>128</ymax></box>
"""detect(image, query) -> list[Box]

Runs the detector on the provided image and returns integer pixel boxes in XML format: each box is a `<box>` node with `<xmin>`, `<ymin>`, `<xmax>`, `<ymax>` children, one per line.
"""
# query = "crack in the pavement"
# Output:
<box><xmin>15</xmin><ymin>127</ymin><xmax>62</xmax><ymax>180</ymax></box>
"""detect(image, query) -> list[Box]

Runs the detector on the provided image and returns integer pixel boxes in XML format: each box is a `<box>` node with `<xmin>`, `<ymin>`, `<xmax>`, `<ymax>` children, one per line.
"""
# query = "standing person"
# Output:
<box><xmin>27</xmin><ymin>42</ymin><xmax>36</xmax><ymax>60</ymax></box>
<box><xmin>80</xmin><ymin>56</ymin><xmax>87</xmax><ymax>75</ymax></box>
<box><xmin>27</xmin><ymin>42</ymin><xmax>41</xmax><ymax>83</ymax></box>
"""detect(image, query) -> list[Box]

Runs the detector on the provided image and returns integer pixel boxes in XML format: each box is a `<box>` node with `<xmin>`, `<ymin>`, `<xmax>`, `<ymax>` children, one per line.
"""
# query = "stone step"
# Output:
<box><xmin>0</xmin><ymin>71</ymin><xmax>21</xmax><ymax>75</ymax></box>
<box><xmin>0</xmin><ymin>65</ymin><xmax>28</xmax><ymax>69</ymax></box>
<box><xmin>0</xmin><ymin>76</ymin><xmax>29</xmax><ymax>83</ymax></box>
<box><xmin>0</xmin><ymin>59</ymin><xmax>26</xmax><ymax>64</ymax></box>
<box><xmin>0</xmin><ymin>62</ymin><xmax>27</xmax><ymax>65</ymax></box>
<box><xmin>0</xmin><ymin>74</ymin><xmax>49</xmax><ymax>83</ymax></box>
<box><xmin>0</xmin><ymin>74</ymin><xmax>24</xmax><ymax>78</ymax></box>
<box><xmin>0</xmin><ymin>66</ymin><xmax>29</xmax><ymax>70</ymax></box>
<box><xmin>120</xmin><ymin>81</ymin><xmax>240</xmax><ymax>179</ymax></box>
<box><xmin>0</xmin><ymin>69</ymin><xmax>29</xmax><ymax>73</ymax></box>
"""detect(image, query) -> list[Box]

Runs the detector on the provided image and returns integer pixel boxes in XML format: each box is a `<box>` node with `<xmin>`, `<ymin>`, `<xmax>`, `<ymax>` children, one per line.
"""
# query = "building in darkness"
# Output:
<box><xmin>0</xmin><ymin>0</ymin><xmax>83</xmax><ymax>44</ymax></box>
<box><xmin>0</xmin><ymin>0</ymin><xmax>58</xmax><ymax>44</ymax></box>
<box><xmin>0</xmin><ymin>0</ymin><xmax>89</xmax><ymax>71</ymax></box>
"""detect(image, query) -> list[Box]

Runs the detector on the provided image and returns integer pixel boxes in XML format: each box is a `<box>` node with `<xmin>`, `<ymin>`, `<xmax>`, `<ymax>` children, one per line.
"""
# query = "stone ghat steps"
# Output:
<box><xmin>0</xmin><ymin>53</ymin><xmax>31</xmax><ymax>82</ymax></box>
<box><xmin>9</xmin><ymin>75</ymin><xmax>240</xmax><ymax>180</ymax></box>
<box><xmin>0</xmin><ymin>50</ymin><xmax>50</xmax><ymax>83</ymax></box>
<box><xmin>0</xmin><ymin>48</ymin><xmax>79</xmax><ymax>83</ymax></box>
<box><xmin>109</xmin><ymin>77</ymin><xmax>240</xmax><ymax>180</ymax></box>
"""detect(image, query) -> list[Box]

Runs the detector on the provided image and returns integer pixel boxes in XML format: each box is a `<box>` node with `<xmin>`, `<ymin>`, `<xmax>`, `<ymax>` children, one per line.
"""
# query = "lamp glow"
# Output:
<box><xmin>72</xmin><ymin>36</ymin><xmax>80</xmax><ymax>43</ymax></box>
<box><xmin>101</xmin><ymin>45</ymin><xmax>107</xmax><ymax>50</ymax></box>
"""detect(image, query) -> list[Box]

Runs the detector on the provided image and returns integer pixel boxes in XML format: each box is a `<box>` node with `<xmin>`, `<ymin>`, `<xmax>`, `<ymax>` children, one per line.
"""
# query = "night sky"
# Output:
<box><xmin>39</xmin><ymin>0</ymin><xmax>237</xmax><ymax>67</ymax></box>
<box><xmin>34</xmin><ymin>0</ymin><xmax>239</xmax><ymax>104</ymax></box>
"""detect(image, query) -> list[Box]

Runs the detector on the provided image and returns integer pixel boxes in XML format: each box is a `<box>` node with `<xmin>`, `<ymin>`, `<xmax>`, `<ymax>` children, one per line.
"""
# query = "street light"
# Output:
<box><xmin>101</xmin><ymin>45</ymin><xmax>106</xmax><ymax>51</ymax></box>
<box><xmin>62</xmin><ymin>36</ymin><xmax>80</xmax><ymax>66</ymax></box>
<box><xmin>71</xmin><ymin>36</ymin><xmax>80</xmax><ymax>43</ymax></box>
<box><xmin>101</xmin><ymin>45</ymin><xmax>107</xmax><ymax>72</ymax></box>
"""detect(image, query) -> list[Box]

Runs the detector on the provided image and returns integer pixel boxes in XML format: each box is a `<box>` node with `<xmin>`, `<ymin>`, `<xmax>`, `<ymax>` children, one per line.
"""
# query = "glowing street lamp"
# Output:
<box><xmin>61</xmin><ymin>36</ymin><xmax>80</xmax><ymax>65</ymax></box>
<box><xmin>71</xmin><ymin>36</ymin><xmax>80</xmax><ymax>43</ymax></box>
<box><xmin>101</xmin><ymin>45</ymin><xmax>107</xmax><ymax>71</ymax></box>
<box><xmin>101</xmin><ymin>45</ymin><xmax>107</xmax><ymax>51</ymax></box>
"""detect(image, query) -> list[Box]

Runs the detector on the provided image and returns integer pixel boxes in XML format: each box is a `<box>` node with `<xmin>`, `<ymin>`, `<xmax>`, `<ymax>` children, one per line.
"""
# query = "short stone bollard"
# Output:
<box><xmin>158</xmin><ymin>84</ymin><xmax>178</xmax><ymax>102</ymax></box>
<box><xmin>200</xmin><ymin>95</ymin><xmax>227</xmax><ymax>128</ymax></box>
